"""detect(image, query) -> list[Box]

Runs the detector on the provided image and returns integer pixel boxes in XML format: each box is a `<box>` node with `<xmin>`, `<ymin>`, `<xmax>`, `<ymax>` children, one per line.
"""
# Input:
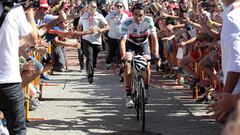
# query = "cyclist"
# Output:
<box><xmin>119</xmin><ymin>3</ymin><xmax>159</xmax><ymax>108</ymax></box>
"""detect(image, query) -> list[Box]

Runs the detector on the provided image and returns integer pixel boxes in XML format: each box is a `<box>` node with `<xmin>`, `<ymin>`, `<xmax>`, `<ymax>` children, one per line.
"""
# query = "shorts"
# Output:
<box><xmin>167</xmin><ymin>41</ymin><xmax>173</xmax><ymax>52</ymax></box>
<box><xmin>126</xmin><ymin>41</ymin><xmax>150</xmax><ymax>56</ymax></box>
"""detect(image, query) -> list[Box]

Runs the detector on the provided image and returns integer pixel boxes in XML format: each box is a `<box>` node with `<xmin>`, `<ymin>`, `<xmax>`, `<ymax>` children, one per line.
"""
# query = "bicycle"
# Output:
<box><xmin>123</xmin><ymin>55</ymin><xmax>156</xmax><ymax>131</ymax></box>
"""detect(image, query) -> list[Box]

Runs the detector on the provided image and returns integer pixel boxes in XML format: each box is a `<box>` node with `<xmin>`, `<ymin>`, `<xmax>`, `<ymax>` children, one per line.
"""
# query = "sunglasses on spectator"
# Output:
<box><xmin>91</xmin><ymin>6</ymin><xmax>97</xmax><ymax>9</ymax></box>
<box><xmin>116</xmin><ymin>5</ymin><xmax>123</xmax><ymax>8</ymax></box>
<box><xmin>134</xmin><ymin>13</ymin><xmax>144</xmax><ymax>17</ymax></box>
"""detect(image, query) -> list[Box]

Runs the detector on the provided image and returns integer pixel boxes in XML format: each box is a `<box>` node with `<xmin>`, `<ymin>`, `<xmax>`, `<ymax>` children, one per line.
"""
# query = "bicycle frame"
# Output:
<box><xmin>130</xmin><ymin>61</ymin><xmax>146</xmax><ymax>131</ymax></box>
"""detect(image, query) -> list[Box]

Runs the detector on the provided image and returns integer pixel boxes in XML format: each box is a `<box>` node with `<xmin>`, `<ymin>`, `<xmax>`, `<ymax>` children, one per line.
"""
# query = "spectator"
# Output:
<box><xmin>105</xmin><ymin>0</ymin><xmax>128</xmax><ymax>70</ymax></box>
<box><xmin>0</xmin><ymin>3</ymin><xmax>37</xmax><ymax>135</ymax></box>
<box><xmin>207</xmin><ymin>0</ymin><xmax>240</xmax><ymax>123</ymax></box>
<box><xmin>78</xmin><ymin>0</ymin><xmax>109</xmax><ymax>83</ymax></box>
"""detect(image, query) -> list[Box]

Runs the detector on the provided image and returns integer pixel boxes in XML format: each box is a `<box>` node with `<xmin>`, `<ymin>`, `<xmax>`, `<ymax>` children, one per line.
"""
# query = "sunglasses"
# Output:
<box><xmin>91</xmin><ymin>6</ymin><xmax>97</xmax><ymax>9</ymax></box>
<box><xmin>116</xmin><ymin>5</ymin><xmax>123</xmax><ymax>8</ymax></box>
<box><xmin>134</xmin><ymin>13</ymin><xmax>144</xmax><ymax>17</ymax></box>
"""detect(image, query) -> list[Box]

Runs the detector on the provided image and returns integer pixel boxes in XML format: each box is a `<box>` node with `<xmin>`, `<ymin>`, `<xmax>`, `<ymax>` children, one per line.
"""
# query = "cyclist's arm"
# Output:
<box><xmin>120</xmin><ymin>19</ymin><xmax>129</xmax><ymax>59</ymax></box>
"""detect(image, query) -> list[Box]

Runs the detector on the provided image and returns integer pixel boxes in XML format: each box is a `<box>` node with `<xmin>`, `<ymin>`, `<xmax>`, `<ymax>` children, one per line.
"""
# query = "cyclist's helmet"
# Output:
<box><xmin>132</xmin><ymin>55</ymin><xmax>148</xmax><ymax>72</ymax></box>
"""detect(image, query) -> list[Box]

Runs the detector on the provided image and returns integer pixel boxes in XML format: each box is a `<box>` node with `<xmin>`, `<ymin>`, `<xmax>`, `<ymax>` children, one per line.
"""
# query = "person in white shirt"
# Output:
<box><xmin>105</xmin><ymin>1</ymin><xmax>128</xmax><ymax>70</ymax></box>
<box><xmin>207</xmin><ymin>0</ymin><xmax>240</xmax><ymax>123</ymax></box>
<box><xmin>78</xmin><ymin>0</ymin><xmax>109</xmax><ymax>83</ymax></box>
<box><xmin>0</xmin><ymin>3</ymin><xmax>37</xmax><ymax>135</ymax></box>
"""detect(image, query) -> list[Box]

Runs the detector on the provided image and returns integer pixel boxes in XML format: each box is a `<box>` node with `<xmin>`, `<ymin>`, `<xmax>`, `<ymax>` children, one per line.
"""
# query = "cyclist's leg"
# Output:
<box><xmin>124</xmin><ymin>52</ymin><xmax>133</xmax><ymax>95</ymax></box>
<box><xmin>125</xmin><ymin>52</ymin><xmax>134</xmax><ymax>107</ymax></box>
<box><xmin>124</xmin><ymin>42</ymin><xmax>136</xmax><ymax>108</ymax></box>
<box><xmin>140</xmin><ymin>42</ymin><xmax>151</xmax><ymax>89</ymax></box>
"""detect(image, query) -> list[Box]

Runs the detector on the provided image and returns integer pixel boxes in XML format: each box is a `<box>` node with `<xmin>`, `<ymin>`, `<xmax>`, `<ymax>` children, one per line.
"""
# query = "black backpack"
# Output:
<box><xmin>0</xmin><ymin>2</ymin><xmax>13</xmax><ymax>29</ymax></box>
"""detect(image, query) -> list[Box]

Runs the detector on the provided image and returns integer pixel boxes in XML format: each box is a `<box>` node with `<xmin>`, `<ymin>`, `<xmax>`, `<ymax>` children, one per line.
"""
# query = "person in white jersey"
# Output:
<box><xmin>119</xmin><ymin>3</ymin><xmax>159</xmax><ymax>108</ymax></box>
<box><xmin>105</xmin><ymin>0</ymin><xmax>128</xmax><ymax>70</ymax></box>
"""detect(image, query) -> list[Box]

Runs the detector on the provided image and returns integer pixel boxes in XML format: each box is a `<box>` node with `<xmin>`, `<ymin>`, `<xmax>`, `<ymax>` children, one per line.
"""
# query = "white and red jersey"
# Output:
<box><xmin>121</xmin><ymin>16</ymin><xmax>156</xmax><ymax>45</ymax></box>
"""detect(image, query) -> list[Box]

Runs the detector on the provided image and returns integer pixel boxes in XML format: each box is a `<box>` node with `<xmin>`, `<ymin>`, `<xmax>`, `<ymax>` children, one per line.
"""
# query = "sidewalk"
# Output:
<box><xmin>26</xmin><ymin>45</ymin><xmax>222</xmax><ymax>135</ymax></box>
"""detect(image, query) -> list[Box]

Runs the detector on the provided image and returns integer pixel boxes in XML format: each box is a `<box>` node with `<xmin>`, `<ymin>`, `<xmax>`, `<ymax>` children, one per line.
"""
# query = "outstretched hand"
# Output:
<box><xmin>222</xmin><ymin>100</ymin><xmax>240</xmax><ymax>135</ymax></box>
<box><xmin>206</xmin><ymin>93</ymin><xmax>238</xmax><ymax>123</ymax></box>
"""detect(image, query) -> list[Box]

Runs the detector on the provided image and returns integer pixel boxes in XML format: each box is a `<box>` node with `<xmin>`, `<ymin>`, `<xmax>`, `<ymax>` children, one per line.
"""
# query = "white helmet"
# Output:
<box><xmin>132</xmin><ymin>55</ymin><xmax>148</xmax><ymax>72</ymax></box>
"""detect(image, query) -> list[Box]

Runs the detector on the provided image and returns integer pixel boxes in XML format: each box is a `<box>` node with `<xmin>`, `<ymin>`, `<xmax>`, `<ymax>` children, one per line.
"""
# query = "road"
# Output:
<box><xmin>27</xmin><ymin>46</ymin><xmax>222</xmax><ymax>135</ymax></box>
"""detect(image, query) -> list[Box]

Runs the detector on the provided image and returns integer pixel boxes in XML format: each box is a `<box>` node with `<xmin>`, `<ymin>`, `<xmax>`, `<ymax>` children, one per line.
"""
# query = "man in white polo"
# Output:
<box><xmin>78</xmin><ymin>0</ymin><xmax>109</xmax><ymax>83</ymax></box>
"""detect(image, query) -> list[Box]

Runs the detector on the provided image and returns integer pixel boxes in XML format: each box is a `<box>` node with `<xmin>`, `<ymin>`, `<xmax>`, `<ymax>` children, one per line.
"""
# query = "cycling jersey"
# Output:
<box><xmin>121</xmin><ymin>16</ymin><xmax>156</xmax><ymax>45</ymax></box>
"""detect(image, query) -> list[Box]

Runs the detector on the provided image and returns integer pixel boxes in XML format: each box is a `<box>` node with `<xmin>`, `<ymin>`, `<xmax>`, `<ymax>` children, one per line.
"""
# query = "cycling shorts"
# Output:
<box><xmin>126</xmin><ymin>41</ymin><xmax>150</xmax><ymax>56</ymax></box>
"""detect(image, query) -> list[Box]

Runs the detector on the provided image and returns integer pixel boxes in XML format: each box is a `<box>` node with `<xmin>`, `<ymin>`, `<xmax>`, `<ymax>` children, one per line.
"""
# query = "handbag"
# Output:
<box><xmin>176</xmin><ymin>47</ymin><xmax>183</xmax><ymax>59</ymax></box>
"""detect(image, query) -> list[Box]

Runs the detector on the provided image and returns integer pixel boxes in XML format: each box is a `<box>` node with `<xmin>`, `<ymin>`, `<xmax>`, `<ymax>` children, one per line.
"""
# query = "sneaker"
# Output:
<box><xmin>196</xmin><ymin>95</ymin><xmax>213</xmax><ymax>104</ymax></box>
<box><xmin>54</xmin><ymin>68</ymin><xmax>64</xmax><ymax>72</ymax></box>
<box><xmin>40</xmin><ymin>74</ymin><xmax>50</xmax><ymax>80</ymax></box>
<box><xmin>88</xmin><ymin>76</ymin><xmax>93</xmax><ymax>84</ymax></box>
<box><xmin>79</xmin><ymin>66</ymin><xmax>84</xmax><ymax>72</ymax></box>
<box><xmin>30</xmin><ymin>98</ymin><xmax>41</xmax><ymax>107</ymax></box>
<box><xmin>126</xmin><ymin>96</ymin><xmax>134</xmax><ymax>108</ymax></box>
<box><xmin>105</xmin><ymin>64</ymin><xmax>111</xmax><ymax>70</ymax></box>
<box><xmin>29</xmin><ymin>103</ymin><xmax>39</xmax><ymax>111</ymax></box>
<box><xmin>162</xmin><ymin>60</ymin><xmax>168</xmax><ymax>64</ymax></box>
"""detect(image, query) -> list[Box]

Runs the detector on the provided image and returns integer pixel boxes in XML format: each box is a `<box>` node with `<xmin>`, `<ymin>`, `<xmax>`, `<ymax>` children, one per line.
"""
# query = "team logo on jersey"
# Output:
<box><xmin>143</xmin><ymin>17</ymin><xmax>151</xmax><ymax>24</ymax></box>
<box><xmin>124</xmin><ymin>20</ymin><xmax>134</xmax><ymax>26</ymax></box>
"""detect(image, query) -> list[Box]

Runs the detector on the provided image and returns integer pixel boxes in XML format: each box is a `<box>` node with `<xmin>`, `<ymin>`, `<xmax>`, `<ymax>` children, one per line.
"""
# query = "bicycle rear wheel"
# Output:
<box><xmin>138</xmin><ymin>77</ymin><xmax>145</xmax><ymax>131</ymax></box>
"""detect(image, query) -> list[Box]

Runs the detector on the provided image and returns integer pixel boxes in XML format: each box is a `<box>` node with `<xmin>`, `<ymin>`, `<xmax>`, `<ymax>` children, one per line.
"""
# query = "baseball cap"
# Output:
<box><xmin>39</xmin><ymin>0</ymin><xmax>49</xmax><ymax>8</ymax></box>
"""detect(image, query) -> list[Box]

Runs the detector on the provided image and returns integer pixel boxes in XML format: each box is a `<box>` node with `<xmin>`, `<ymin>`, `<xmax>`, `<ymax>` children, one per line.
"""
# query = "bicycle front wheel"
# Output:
<box><xmin>138</xmin><ymin>77</ymin><xmax>145</xmax><ymax>131</ymax></box>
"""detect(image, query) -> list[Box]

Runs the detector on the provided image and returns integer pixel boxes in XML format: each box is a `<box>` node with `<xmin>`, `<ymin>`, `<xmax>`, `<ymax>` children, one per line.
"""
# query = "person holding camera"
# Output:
<box><xmin>0</xmin><ymin>1</ymin><xmax>38</xmax><ymax>135</ymax></box>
